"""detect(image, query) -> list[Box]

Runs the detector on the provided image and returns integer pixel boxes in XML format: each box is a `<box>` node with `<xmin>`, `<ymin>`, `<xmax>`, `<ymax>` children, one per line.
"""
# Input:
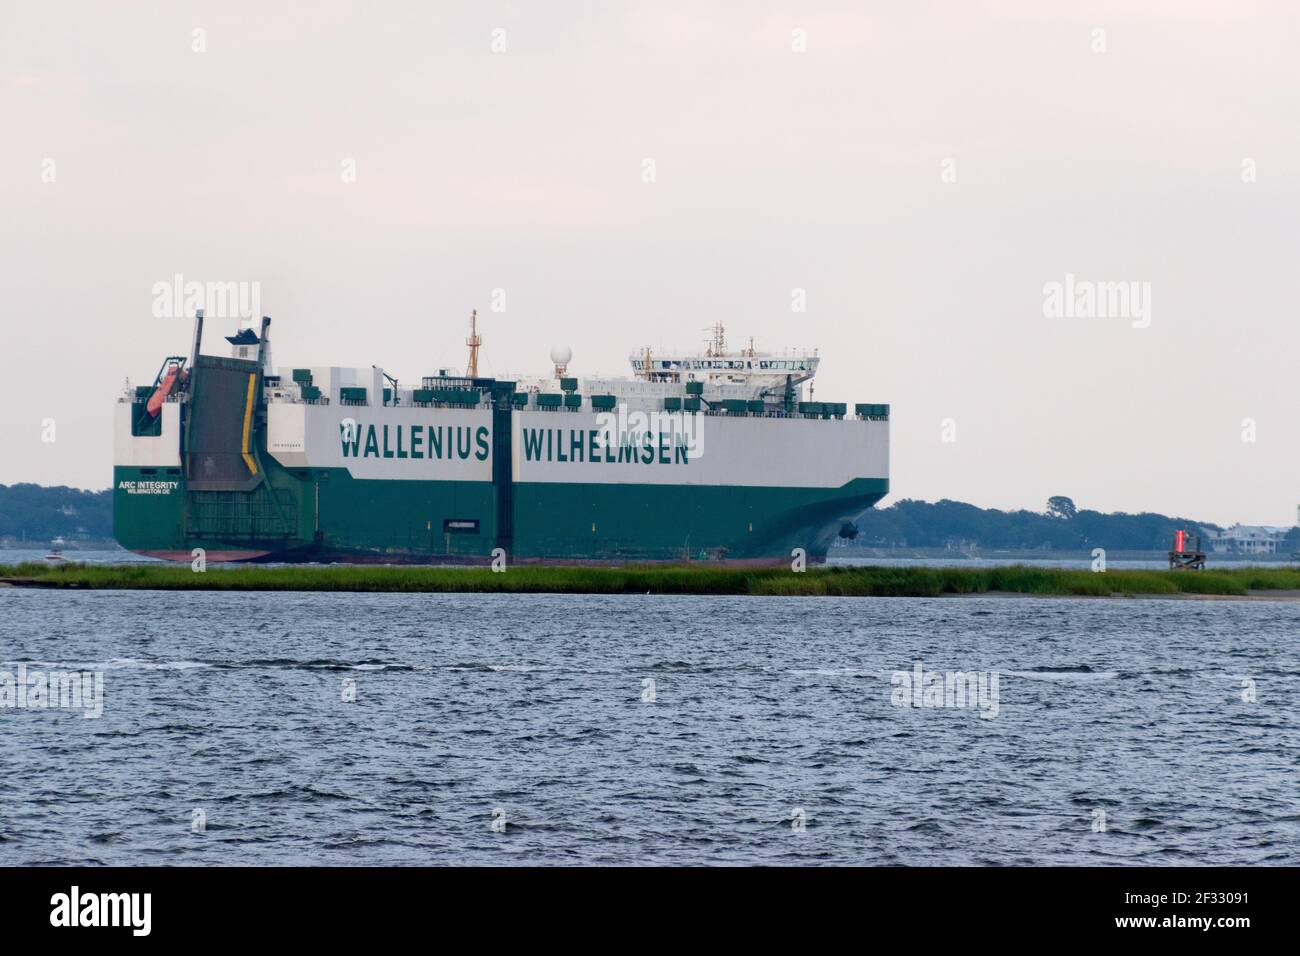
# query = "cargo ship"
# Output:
<box><xmin>113</xmin><ymin>312</ymin><xmax>889</xmax><ymax>564</ymax></box>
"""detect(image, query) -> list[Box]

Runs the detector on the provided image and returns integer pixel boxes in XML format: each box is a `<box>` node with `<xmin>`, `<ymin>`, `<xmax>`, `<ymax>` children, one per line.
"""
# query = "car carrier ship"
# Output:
<box><xmin>113</xmin><ymin>312</ymin><xmax>890</xmax><ymax>564</ymax></box>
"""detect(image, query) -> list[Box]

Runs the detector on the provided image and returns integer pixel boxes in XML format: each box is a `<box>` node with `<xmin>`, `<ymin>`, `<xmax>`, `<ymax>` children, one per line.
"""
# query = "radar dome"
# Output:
<box><xmin>550</xmin><ymin>345</ymin><xmax>573</xmax><ymax>365</ymax></box>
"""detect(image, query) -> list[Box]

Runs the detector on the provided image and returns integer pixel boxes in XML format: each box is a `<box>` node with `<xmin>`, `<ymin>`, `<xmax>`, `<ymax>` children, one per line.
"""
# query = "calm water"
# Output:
<box><xmin>1</xmin><ymin>549</ymin><xmax>161</xmax><ymax>565</ymax></box>
<box><xmin>1</xmin><ymin>589</ymin><xmax>1297</xmax><ymax>865</ymax></box>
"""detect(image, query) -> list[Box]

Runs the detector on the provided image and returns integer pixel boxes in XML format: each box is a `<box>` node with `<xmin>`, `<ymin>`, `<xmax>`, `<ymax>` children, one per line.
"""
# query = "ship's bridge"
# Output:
<box><xmin>628</xmin><ymin>321</ymin><xmax>817</xmax><ymax>396</ymax></box>
<box><xmin>628</xmin><ymin>349</ymin><xmax>818</xmax><ymax>396</ymax></box>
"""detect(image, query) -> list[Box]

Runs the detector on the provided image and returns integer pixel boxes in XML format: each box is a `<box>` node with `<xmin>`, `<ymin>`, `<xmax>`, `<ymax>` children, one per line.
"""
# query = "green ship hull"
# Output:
<box><xmin>114</xmin><ymin>460</ymin><xmax>887</xmax><ymax>565</ymax></box>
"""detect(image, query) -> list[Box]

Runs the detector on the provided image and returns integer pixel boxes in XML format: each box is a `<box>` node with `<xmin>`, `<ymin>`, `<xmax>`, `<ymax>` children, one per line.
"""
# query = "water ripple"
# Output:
<box><xmin>0</xmin><ymin>590</ymin><xmax>1296</xmax><ymax>865</ymax></box>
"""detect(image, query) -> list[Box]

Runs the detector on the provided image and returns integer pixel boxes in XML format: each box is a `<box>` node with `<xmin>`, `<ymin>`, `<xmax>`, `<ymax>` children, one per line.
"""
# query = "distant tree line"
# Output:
<box><xmin>0</xmin><ymin>484</ymin><xmax>113</xmax><ymax>541</ymax></box>
<box><xmin>852</xmin><ymin>496</ymin><xmax>1273</xmax><ymax>552</ymax></box>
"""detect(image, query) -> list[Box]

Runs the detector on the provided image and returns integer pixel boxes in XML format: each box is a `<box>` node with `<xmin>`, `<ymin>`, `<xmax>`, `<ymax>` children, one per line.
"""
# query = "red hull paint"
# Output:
<box><xmin>138</xmin><ymin>550</ymin><xmax>272</xmax><ymax>563</ymax></box>
<box><xmin>241</xmin><ymin>551</ymin><xmax>817</xmax><ymax>568</ymax></box>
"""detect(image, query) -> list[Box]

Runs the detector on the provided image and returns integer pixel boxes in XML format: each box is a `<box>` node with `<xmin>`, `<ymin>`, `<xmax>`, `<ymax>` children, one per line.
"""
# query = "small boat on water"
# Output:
<box><xmin>44</xmin><ymin>549</ymin><xmax>65</xmax><ymax>563</ymax></box>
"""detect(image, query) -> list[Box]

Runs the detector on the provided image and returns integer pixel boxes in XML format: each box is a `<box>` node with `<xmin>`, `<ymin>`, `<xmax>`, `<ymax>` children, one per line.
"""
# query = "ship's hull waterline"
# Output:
<box><xmin>112</xmin><ymin>464</ymin><xmax>887</xmax><ymax>566</ymax></box>
<box><xmin>113</xmin><ymin>317</ymin><xmax>889</xmax><ymax>566</ymax></box>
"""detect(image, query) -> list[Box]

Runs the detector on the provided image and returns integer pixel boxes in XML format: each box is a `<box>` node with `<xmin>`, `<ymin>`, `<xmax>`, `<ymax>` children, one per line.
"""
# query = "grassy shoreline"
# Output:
<box><xmin>4</xmin><ymin>562</ymin><xmax>1300</xmax><ymax>598</ymax></box>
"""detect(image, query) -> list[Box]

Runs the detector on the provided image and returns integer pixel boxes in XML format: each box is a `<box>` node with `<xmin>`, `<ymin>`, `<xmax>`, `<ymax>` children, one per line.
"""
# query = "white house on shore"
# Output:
<box><xmin>1202</xmin><ymin>524</ymin><xmax>1291</xmax><ymax>555</ymax></box>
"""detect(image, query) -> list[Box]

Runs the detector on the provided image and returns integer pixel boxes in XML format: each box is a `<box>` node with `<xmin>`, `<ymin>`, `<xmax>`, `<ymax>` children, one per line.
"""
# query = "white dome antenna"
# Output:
<box><xmin>550</xmin><ymin>345</ymin><xmax>572</xmax><ymax>378</ymax></box>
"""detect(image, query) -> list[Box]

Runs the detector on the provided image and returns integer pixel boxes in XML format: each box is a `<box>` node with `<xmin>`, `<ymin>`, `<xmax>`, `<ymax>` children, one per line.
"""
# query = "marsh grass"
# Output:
<box><xmin>4</xmin><ymin>561</ymin><xmax>1299</xmax><ymax>597</ymax></box>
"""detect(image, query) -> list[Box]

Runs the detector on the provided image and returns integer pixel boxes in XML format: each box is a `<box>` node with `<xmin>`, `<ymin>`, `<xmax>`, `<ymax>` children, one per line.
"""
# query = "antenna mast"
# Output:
<box><xmin>713</xmin><ymin>321</ymin><xmax>727</xmax><ymax>356</ymax></box>
<box><xmin>704</xmin><ymin>321</ymin><xmax>728</xmax><ymax>357</ymax></box>
<box><xmin>465</xmin><ymin>309</ymin><xmax>482</xmax><ymax>378</ymax></box>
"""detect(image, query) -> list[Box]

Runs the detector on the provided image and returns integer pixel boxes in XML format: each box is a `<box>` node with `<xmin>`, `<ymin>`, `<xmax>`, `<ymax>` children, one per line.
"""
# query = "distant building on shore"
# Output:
<box><xmin>1202</xmin><ymin>524</ymin><xmax>1291</xmax><ymax>555</ymax></box>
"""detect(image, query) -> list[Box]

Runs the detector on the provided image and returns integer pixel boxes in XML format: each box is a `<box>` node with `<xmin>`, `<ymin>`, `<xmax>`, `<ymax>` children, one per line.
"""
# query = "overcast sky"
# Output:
<box><xmin>3</xmin><ymin>1</ymin><xmax>1297</xmax><ymax>525</ymax></box>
